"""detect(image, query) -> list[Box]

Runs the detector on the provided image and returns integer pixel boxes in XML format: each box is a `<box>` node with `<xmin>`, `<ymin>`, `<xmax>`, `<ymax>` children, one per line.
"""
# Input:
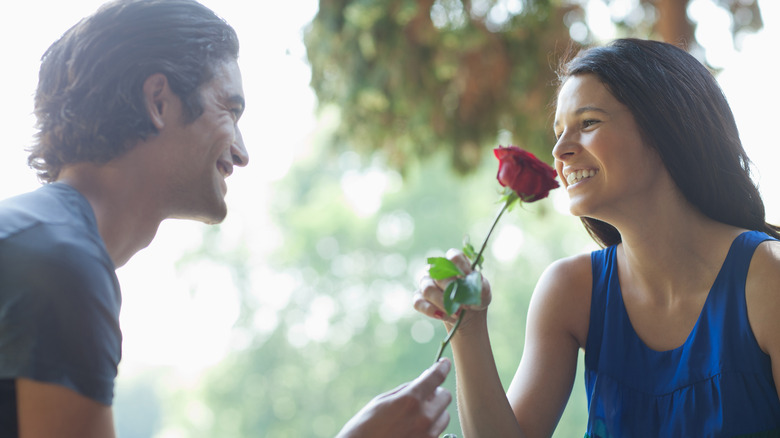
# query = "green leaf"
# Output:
<box><xmin>462</xmin><ymin>238</ymin><xmax>475</xmax><ymax>257</ymax></box>
<box><xmin>462</xmin><ymin>239</ymin><xmax>484</xmax><ymax>270</ymax></box>
<box><xmin>427</xmin><ymin>257</ymin><xmax>464</xmax><ymax>280</ymax></box>
<box><xmin>443</xmin><ymin>281</ymin><xmax>460</xmax><ymax>316</ymax></box>
<box><xmin>442</xmin><ymin>271</ymin><xmax>482</xmax><ymax>315</ymax></box>
<box><xmin>460</xmin><ymin>271</ymin><xmax>483</xmax><ymax>306</ymax></box>
<box><xmin>499</xmin><ymin>191</ymin><xmax>521</xmax><ymax>212</ymax></box>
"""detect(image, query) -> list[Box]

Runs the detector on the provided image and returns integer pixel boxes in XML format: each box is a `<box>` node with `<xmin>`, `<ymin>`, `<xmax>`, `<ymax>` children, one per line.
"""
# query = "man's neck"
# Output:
<box><xmin>57</xmin><ymin>162</ymin><xmax>165</xmax><ymax>267</ymax></box>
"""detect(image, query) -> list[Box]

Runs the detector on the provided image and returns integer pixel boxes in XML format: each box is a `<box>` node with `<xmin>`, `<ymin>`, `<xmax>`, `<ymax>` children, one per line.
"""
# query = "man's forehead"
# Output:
<box><xmin>208</xmin><ymin>60</ymin><xmax>244</xmax><ymax>100</ymax></box>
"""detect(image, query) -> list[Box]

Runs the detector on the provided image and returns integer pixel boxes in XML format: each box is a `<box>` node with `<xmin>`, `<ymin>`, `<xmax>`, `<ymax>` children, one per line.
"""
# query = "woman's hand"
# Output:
<box><xmin>413</xmin><ymin>248</ymin><xmax>492</xmax><ymax>327</ymax></box>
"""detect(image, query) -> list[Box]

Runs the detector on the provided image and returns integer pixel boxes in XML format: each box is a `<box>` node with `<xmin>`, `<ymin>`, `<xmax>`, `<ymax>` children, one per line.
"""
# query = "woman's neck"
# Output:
<box><xmin>615</xmin><ymin>204</ymin><xmax>744</xmax><ymax>304</ymax></box>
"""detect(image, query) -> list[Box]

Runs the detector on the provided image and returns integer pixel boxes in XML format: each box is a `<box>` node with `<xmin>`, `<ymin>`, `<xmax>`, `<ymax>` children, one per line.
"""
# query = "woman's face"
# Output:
<box><xmin>552</xmin><ymin>74</ymin><xmax>670</xmax><ymax>223</ymax></box>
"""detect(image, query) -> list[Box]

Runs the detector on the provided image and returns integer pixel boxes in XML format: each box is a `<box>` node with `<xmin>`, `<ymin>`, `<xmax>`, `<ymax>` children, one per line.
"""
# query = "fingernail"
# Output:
<box><xmin>434</xmin><ymin>310</ymin><xmax>445</xmax><ymax>319</ymax></box>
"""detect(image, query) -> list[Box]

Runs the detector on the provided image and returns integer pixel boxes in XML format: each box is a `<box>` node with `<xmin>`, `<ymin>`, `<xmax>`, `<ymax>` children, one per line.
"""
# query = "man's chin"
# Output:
<box><xmin>201</xmin><ymin>215</ymin><xmax>226</xmax><ymax>225</ymax></box>
<box><xmin>170</xmin><ymin>204</ymin><xmax>228</xmax><ymax>225</ymax></box>
<box><xmin>200</xmin><ymin>208</ymin><xmax>228</xmax><ymax>224</ymax></box>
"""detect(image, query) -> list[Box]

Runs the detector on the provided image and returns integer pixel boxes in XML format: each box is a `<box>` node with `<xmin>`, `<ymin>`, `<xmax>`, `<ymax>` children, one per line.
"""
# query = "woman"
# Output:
<box><xmin>414</xmin><ymin>38</ymin><xmax>780</xmax><ymax>437</ymax></box>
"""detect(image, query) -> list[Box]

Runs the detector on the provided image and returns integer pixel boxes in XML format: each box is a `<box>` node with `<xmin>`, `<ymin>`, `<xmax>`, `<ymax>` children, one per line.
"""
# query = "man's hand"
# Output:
<box><xmin>336</xmin><ymin>358</ymin><xmax>453</xmax><ymax>438</ymax></box>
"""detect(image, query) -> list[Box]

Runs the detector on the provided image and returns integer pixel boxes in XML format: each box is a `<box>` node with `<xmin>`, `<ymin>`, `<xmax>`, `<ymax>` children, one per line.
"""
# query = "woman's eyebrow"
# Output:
<box><xmin>574</xmin><ymin>105</ymin><xmax>608</xmax><ymax>116</ymax></box>
<box><xmin>553</xmin><ymin>106</ymin><xmax>608</xmax><ymax>128</ymax></box>
<box><xmin>555</xmin><ymin>106</ymin><xmax>609</xmax><ymax>125</ymax></box>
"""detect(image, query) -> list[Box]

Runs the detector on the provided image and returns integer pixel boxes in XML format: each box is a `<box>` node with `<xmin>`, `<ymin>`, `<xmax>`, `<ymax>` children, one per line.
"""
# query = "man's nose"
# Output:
<box><xmin>231</xmin><ymin>127</ymin><xmax>249</xmax><ymax>167</ymax></box>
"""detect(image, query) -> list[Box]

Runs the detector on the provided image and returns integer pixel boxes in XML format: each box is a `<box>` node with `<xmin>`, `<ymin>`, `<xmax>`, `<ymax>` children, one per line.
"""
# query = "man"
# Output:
<box><xmin>0</xmin><ymin>1</ymin><xmax>452</xmax><ymax>436</ymax></box>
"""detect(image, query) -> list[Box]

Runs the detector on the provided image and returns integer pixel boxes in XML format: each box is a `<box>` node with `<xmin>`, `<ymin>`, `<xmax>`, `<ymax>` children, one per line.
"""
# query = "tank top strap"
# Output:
<box><xmin>585</xmin><ymin>245</ymin><xmax>618</xmax><ymax>371</ymax></box>
<box><xmin>721</xmin><ymin>230</ymin><xmax>775</xmax><ymax>280</ymax></box>
<box><xmin>701</xmin><ymin>230</ymin><xmax>777</xmax><ymax>374</ymax></box>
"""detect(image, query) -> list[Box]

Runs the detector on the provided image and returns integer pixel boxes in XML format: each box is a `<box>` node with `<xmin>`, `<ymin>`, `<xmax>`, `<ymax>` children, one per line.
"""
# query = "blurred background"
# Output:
<box><xmin>1</xmin><ymin>0</ymin><xmax>778</xmax><ymax>436</ymax></box>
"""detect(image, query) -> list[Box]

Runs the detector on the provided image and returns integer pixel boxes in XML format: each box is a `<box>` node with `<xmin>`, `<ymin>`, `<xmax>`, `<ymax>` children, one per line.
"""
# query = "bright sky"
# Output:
<box><xmin>1</xmin><ymin>0</ymin><xmax>777</xmax><ymax>384</ymax></box>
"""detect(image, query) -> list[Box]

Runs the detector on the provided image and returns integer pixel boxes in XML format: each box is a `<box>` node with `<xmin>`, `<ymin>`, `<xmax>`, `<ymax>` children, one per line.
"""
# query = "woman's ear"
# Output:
<box><xmin>142</xmin><ymin>73</ymin><xmax>173</xmax><ymax>131</ymax></box>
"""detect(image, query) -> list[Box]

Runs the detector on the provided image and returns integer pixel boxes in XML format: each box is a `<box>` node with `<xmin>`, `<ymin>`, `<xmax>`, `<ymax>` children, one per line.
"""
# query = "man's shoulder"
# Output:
<box><xmin>1</xmin><ymin>185</ymin><xmax>113</xmax><ymax>283</ymax></box>
<box><xmin>0</xmin><ymin>184</ymin><xmax>81</xmax><ymax>236</ymax></box>
<box><xmin>0</xmin><ymin>184</ymin><xmax>99</xmax><ymax>249</ymax></box>
<box><xmin>0</xmin><ymin>188</ymin><xmax>120</xmax><ymax>328</ymax></box>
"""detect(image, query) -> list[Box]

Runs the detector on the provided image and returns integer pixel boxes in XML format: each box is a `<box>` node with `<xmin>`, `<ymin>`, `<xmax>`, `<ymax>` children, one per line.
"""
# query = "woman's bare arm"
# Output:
<box><xmin>507</xmin><ymin>254</ymin><xmax>591</xmax><ymax>437</ymax></box>
<box><xmin>415</xmin><ymin>251</ymin><xmax>591</xmax><ymax>437</ymax></box>
<box><xmin>746</xmin><ymin>240</ymin><xmax>780</xmax><ymax>401</ymax></box>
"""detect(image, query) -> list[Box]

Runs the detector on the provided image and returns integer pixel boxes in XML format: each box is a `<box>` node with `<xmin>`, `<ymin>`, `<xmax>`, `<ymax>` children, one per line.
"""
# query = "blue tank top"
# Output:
<box><xmin>584</xmin><ymin>230</ymin><xmax>780</xmax><ymax>437</ymax></box>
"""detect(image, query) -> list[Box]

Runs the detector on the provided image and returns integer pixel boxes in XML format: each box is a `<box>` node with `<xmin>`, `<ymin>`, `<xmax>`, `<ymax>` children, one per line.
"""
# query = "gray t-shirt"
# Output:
<box><xmin>0</xmin><ymin>183</ymin><xmax>121</xmax><ymax>431</ymax></box>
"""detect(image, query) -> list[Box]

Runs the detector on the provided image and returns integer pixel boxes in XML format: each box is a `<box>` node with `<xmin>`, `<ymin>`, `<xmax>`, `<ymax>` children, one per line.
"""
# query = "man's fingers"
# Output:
<box><xmin>428</xmin><ymin>386</ymin><xmax>452</xmax><ymax>416</ymax></box>
<box><xmin>380</xmin><ymin>382</ymin><xmax>409</xmax><ymax>398</ymax></box>
<box><xmin>427</xmin><ymin>404</ymin><xmax>451</xmax><ymax>437</ymax></box>
<box><xmin>407</xmin><ymin>358</ymin><xmax>451</xmax><ymax>399</ymax></box>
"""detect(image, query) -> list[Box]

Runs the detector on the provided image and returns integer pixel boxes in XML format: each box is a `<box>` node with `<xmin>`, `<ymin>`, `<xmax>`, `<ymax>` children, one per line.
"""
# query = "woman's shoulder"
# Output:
<box><xmin>540</xmin><ymin>252</ymin><xmax>594</xmax><ymax>290</ymax></box>
<box><xmin>531</xmin><ymin>253</ymin><xmax>593</xmax><ymax>348</ymax></box>
<box><xmin>754</xmin><ymin>234</ymin><xmax>780</xmax><ymax>257</ymax></box>
<box><xmin>745</xmin><ymin>236</ymin><xmax>780</xmax><ymax>355</ymax></box>
<box><xmin>748</xmin><ymin>236</ymin><xmax>780</xmax><ymax>286</ymax></box>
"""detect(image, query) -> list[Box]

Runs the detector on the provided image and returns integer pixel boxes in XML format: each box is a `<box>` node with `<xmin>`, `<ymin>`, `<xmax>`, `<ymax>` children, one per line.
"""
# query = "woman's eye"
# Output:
<box><xmin>582</xmin><ymin>119</ymin><xmax>599</xmax><ymax>128</ymax></box>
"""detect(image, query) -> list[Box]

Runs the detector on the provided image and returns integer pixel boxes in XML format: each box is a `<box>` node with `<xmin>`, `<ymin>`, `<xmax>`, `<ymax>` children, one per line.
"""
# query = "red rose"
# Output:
<box><xmin>429</xmin><ymin>144</ymin><xmax>561</xmax><ymax>362</ymax></box>
<box><xmin>494</xmin><ymin>145</ymin><xmax>559</xmax><ymax>202</ymax></box>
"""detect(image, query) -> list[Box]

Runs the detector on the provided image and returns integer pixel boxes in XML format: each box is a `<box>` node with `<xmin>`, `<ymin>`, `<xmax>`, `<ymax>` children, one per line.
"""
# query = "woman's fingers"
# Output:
<box><xmin>445</xmin><ymin>248</ymin><xmax>472</xmax><ymax>274</ymax></box>
<box><xmin>414</xmin><ymin>277</ymin><xmax>459</xmax><ymax>323</ymax></box>
<box><xmin>414</xmin><ymin>248</ymin><xmax>493</xmax><ymax>321</ymax></box>
<box><xmin>419</xmin><ymin>276</ymin><xmax>444</xmax><ymax>309</ymax></box>
<box><xmin>479</xmin><ymin>274</ymin><xmax>492</xmax><ymax>310</ymax></box>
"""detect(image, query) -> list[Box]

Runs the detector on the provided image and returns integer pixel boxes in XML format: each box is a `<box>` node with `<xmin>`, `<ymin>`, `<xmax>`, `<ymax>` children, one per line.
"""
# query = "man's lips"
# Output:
<box><xmin>217</xmin><ymin>161</ymin><xmax>233</xmax><ymax>178</ymax></box>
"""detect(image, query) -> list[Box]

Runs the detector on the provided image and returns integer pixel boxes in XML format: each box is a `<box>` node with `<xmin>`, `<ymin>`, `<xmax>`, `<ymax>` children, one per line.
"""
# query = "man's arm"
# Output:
<box><xmin>16</xmin><ymin>378</ymin><xmax>116</xmax><ymax>438</ymax></box>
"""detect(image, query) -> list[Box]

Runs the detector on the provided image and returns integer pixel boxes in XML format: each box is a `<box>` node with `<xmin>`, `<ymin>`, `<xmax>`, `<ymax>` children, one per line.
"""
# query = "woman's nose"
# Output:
<box><xmin>552</xmin><ymin>132</ymin><xmax>576</xmax><ymax>162</ymax></box>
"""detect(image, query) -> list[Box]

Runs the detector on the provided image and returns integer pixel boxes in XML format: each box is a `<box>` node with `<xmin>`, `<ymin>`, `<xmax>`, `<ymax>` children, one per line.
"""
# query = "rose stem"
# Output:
<box><xmin>434</xmin><ymin>194</ymin><xmax>517</xmax><ymax>363</ymax></box>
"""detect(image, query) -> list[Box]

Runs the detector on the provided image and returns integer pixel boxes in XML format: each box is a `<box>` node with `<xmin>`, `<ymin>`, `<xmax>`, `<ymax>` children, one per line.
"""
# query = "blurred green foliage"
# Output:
<box><xmin>150</xmin><ymin>125</ymin><xmax>596</xmax><ymax>436</ymax></box>
<box><xmin>304</xmin><ymin>0</ymin><xmax>764</xmax><ymax>175</ymax></box>
<box><xmin>305</xmin><ymin>0</ymin><xmax>576</xmax><ymax>174</ymax></box>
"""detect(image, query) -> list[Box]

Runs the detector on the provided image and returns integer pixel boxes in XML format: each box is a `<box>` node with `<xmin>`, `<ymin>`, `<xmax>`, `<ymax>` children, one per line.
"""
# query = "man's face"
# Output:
<box><xmin>164</xmin><ymin>59</ymin><xmax>249</xmax><ymax>224</ymax></box>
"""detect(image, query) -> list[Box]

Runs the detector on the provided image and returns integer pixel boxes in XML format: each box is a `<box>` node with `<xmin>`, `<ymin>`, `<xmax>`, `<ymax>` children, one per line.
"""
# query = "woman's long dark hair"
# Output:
<box><xmin>557</xmin><ymin>38</ymin><xmax>779</xmax><ymax>247</ymax></box>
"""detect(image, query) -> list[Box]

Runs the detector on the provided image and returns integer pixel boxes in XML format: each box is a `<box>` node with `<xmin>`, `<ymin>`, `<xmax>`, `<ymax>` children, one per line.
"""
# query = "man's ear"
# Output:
<box><xmin>142</xmin><ymin>73</ymin><xmax>173</xmax><ymax>131</ymax></box>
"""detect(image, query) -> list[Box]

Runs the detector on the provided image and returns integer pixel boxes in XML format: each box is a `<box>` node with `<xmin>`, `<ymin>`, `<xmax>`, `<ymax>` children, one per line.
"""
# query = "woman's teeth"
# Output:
<box><xmin>567</xmin><ymin>169</ymin><xmax>597</xmax><ymax>185</ymax></box>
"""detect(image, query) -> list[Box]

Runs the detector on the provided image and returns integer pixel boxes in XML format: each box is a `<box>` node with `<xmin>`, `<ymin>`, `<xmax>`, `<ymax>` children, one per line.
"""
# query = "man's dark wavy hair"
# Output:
<box><xmin>557</xmin><ymin>38</ymin><xmax>779</xmax><ymax>247</ymax></box>
<box><xmin>29</xmin><ymin>0</ymin><xmax>239</xmax><ymax>182</ymax></box>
